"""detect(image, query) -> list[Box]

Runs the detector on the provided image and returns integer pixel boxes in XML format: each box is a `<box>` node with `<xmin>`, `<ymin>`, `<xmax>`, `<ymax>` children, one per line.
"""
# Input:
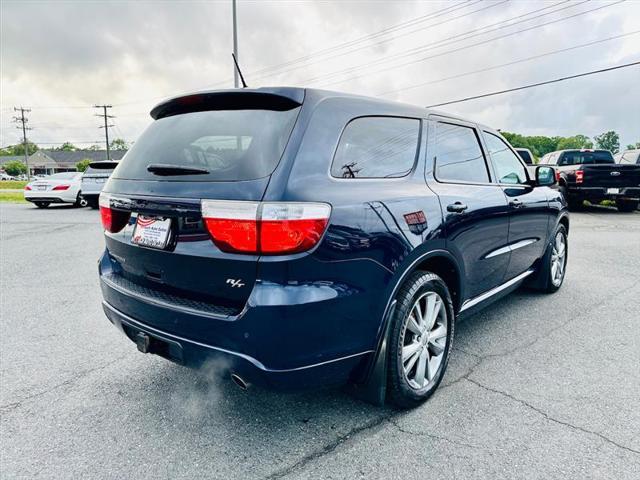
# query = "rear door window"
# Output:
<box><xmin>113</xmin><ymin>107</ymin><xmax>300</xmax><ymax>181</ymax></box>
<box><xmin>483</xmin><ymin>132</ymin><xmax>528</xmax><ymax>185</ymax></box>
<box><xmin>331</xmin><ymin>117</ymin><xmax>420</xmax><ymax>178</ymax></box>
<box><xmin>434</xmin><ymin>123</ymin><xmax>490</xmax><ymax>184</ymax></box>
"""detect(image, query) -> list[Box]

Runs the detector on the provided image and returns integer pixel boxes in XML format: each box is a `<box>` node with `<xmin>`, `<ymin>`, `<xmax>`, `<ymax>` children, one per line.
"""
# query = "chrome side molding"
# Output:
<box><xmin>460</xmin><ymin>269</ymin><xmax>535</xmax><ymax>312</ymax></box>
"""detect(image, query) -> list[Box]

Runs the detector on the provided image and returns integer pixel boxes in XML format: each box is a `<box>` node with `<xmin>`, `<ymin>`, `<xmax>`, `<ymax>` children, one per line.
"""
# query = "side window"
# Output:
<box><xmin>434</xmin><ymin>123</ymin><xmax>490</xmax><ymax>183</ymax></box>
<box><xmin>331</xmin><ymin>117</ymin><xmax>420</xmax><ymax>178</ymax></box>
<box><xmin>484</xmin><ymin>132</ymin><xmax>528</xmax><ymax>184</ymax></box>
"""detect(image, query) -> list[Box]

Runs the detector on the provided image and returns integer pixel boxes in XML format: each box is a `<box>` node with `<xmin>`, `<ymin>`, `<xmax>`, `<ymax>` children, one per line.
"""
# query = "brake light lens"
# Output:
<box><xmin>52</xmin><ymin>184</ymin><xmax>70</xmax><ymax>191</ymax></box>
<box><xmin>555</xmin><ymin>170</ymin><xmax>561</xmax><ymax>182</ymax></box>
<box><xmin>201</xmin><ymin>200</ymin><xmax>331</xmax><ymax>255</ymax></box>
<box><xmin>99</xmin><ymin>193</ymin><xmax>131</xmax><ymax>233</ymax></box>
<box><xmin>575</xmin><ymin>170</ymin><xmax>584</xmax><ymax>184</ymax></box>
<box><xmin>24</xmin><ymin>185</ymin><xmax>32</xmax><ymax>190</ymax></box>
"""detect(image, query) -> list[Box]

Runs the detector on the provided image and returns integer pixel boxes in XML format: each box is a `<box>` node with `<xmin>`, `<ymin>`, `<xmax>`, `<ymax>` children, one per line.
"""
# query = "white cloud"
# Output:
<box><xmin>1</xmin><ymin>0</ymin><xmax>639</xmax><ymax>148</ymax></box>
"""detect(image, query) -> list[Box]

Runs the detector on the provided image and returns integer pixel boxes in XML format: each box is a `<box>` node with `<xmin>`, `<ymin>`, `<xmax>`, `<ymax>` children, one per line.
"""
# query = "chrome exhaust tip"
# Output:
<box><xmin>230</xmin><ymin>373</ymin><xmax>249</xmax><ymax>390</ymax></box>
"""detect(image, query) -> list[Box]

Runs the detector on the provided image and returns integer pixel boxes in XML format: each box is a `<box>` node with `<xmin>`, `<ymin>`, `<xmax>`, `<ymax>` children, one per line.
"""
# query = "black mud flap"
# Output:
<box><xmin>348</xmin><ymin>301</ymin><xmax>397</xmax><ymax>406</ymax></box>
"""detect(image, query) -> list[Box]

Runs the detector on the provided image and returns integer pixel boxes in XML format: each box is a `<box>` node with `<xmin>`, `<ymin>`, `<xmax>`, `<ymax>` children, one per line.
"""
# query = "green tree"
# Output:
<box><xmin>109</xmin><ymin>138</ymin><xmax>129</xmax><ymax>151</ymax></box>
<box><xmin>56</xmin><ymin>142</ymin><xmax>77</xmax><ymax>151</ymax></box>
<box><xmin>0</xmin><ymin>142</ymin><xmax>38</xmax><ymax>156</ymax></box>
<box><xmin>3</xmin><ymin>160</ymin><xmax>27</xmax><ymax>176</ymax></box>
<box><xmin>556</xmin><ymin>134</ymin><xmax>593</xmax><ymax>150</ymax></box>
<box><xmin>76</xmin><ymin>159</ymin><xmax>92</xmax><ymax>172</ymax></box>
<box><xmin>625</xmin><ymin>142</ymin><xmax>640</xmax><ymax>150</ymax></box>
<box><xmin>87</xmin><ymin>144</ymin><xmax>102</xmax><ymax>151</ymax></box>
<box><xmin>594</xmin><ymin>131</ymin><xmax>620</xmax><ymax>153</ymax></box>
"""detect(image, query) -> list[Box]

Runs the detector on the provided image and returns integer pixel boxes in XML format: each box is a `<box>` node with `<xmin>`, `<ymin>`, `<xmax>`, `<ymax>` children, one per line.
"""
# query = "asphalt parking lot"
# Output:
<box><xmin>1</xmin><ymin>203</ymin><xmax>639</xmax><ymax>479</ymax></box>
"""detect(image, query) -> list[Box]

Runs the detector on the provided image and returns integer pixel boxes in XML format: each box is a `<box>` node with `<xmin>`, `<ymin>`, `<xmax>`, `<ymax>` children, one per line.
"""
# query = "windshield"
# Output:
<box><xmin>113</xmin><ymin>107</ymin><xmax>301</xmax><ymax>181</ymax></box>
<box><xmin>558</xmin><ymin>151</ymin><xmax>614</xmax><ymax>165</ymax></box>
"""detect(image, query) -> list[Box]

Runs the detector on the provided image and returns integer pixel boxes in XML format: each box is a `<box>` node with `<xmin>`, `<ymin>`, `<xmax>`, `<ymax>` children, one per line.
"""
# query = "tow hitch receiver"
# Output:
<box><xmin>136</xmin><ymin>332</ymin><xmax>151</xmax><ymax>353</ymax></box>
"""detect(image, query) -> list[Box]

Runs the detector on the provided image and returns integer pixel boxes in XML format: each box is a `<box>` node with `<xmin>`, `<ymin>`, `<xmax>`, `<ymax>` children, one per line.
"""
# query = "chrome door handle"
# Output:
<box><xmin>447</xmin><ymin>202</ymin><xmax>468</xmax><ymax>213</ymax></box>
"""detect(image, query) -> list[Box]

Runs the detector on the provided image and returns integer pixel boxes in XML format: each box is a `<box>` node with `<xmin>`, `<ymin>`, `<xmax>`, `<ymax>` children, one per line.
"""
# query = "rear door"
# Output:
<box><xmin>101</xmin><ymin>92</ymin><xmax>303</xmax><ymax>311</ymax></box>
<box><xmin>426</xmin><ymin>119</ymin><xmax>510</xmax><ymax>300</ymax></box>
<box><xmin>482</xmin><ymin>131</ymin><xmax>550</xmax><ymax>279</ymax></box>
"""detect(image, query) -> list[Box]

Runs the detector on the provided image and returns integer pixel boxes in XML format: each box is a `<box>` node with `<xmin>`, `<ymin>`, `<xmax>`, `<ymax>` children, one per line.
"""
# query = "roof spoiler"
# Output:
<box><xmin>150</xmin><ymin>88</ymin><xmax>305</xmax><ymax>120</ymax></box>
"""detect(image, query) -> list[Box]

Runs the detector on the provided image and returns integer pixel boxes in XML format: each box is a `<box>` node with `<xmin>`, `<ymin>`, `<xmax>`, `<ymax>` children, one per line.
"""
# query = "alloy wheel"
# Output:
<box><xmin>401</xmin><ymin>291</ymin><xmax>448</xmax><ymax>390</ymax></box>
<box><xmin>550</xmin><ymin>231</ymin><xmax>566</xmax><ymax>286</ymax></box>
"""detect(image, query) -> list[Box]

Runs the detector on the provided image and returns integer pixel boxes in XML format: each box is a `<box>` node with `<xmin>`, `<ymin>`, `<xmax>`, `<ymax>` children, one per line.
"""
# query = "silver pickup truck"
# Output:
<box><xmin>80</xmin><ymin>161</ymin><xmax>119</xmax><ymax>208</ymax></box>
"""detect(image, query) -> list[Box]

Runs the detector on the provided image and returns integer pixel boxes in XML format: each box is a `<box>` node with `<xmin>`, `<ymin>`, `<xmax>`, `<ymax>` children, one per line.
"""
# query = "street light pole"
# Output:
<box><xmin>232</xmin><ymin>0</ymin><xmax>239</xmax><ymax>88</ymax></box>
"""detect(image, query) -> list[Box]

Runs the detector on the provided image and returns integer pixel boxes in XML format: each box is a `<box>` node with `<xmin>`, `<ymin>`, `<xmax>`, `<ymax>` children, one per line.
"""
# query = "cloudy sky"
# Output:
<box><xmin>1</xmin><ymin>0</ymin><xmax>639</xmax><ymax>150</ymax></box>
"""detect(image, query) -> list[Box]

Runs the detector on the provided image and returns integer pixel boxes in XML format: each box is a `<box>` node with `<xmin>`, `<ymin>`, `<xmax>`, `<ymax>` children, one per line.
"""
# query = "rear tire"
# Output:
<box><xmin>34</xmin><ymin>201</ymin><xmax>50</xmax><ymax>208</ymax></box>
<box><xmin>616</xmin><ymin>199</ymin><xmax>639</xmax><ymax>212</ymax></box>
<box><xmin>75</xmin><ymin>194</ymin><xmax>88</xmax><ymax>208</ymax></box>
<box><xmin>387</xmin><ymin>271</ymin><xmax>455</xmax><ymax>409</ymax></box>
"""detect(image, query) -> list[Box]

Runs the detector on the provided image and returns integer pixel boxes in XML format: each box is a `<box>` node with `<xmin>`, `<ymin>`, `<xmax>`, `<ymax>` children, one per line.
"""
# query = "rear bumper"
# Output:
<box><xmin>567</xmin><ymin>186</ymin><xmax>640</xmax><ymax>200</ymax></box>
<box><xmin>102</xmin><ymin>300</ymin><xmax>371</xmax><ymax>390</ymax></box>
<box><xmin>25</xmin><ymin>195</ymin><xmax>72</xmax><ymax>204</ymax></box>
<box><xmin>98</xmin><ymin>250</ymin><xmax>381</xmax><ymax>391</ymax></box>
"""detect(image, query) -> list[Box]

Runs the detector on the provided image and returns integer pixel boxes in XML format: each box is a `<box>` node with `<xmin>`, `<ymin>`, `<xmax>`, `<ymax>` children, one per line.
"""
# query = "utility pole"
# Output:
<box><xmin>13</xmin><ymin>107</ymin><xmax>32</xmax><ymax>180</ymax></box>
<box><xmin>232</xmin><ymin>0</ymin><xmax>239</xmax><ymax>88</ymax></box>
<box><xmin>94</xmin><ymin>105</ymin><xmax>114</xmax><ymax>160</ymax></box>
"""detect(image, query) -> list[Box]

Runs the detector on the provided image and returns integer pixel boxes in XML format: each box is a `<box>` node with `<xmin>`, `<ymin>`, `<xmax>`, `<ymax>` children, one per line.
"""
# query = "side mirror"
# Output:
<box><xmin>536</xmin><ymin>166</ymin><xmax>556</xmax><ymax>186</ymax></box>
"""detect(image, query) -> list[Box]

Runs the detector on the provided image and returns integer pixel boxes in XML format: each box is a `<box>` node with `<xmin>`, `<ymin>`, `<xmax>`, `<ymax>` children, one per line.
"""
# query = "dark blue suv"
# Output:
<box><xmin>98</xmin><ymin>88</ymin><xmax>568</xmax><ymax>407</ymax></box>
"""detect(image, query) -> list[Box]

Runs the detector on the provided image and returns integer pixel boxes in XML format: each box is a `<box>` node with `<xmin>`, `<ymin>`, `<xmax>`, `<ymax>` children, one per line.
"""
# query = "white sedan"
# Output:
<box><xmin>24</xmin><ymin>172</ymin><xmax>86</xmax><ymax>208</ymax></box>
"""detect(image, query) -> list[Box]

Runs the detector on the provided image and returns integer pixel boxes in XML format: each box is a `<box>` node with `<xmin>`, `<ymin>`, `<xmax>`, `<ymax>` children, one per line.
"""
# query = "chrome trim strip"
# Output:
<box><xmin>102</xmin><ymin>301</ymin><xmax>373</xmax><ymax>373</ymax></box>
<box><xmin>460</xmin><ymin>269</ymin><xmax>535</xmax><ymax>312</ymax></box>
<box><xmin>484</xmin><ymin>238</ymin><xmax>538</xmax><ymax>259</ymax></box>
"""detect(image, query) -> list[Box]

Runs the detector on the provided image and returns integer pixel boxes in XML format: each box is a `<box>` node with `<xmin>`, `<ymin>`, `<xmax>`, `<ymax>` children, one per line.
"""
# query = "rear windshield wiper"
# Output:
<box><xmin>147</xmin><ymin>164</ymin><xmax>209</xmax><ymax>176</ymax></box>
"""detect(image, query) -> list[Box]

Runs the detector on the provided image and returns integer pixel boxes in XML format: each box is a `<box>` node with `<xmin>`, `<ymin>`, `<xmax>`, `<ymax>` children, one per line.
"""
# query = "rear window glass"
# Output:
<box><xmin>516</xmin><ymin>150</ymin><xmax>533</xmax><ymax>164</ymax></box>
<box><xmin>113</xmin><ymin>108</ymin><xmax>300</xmax><ymax>181</ymax></box>
<box><xmin>558</xmin><ymin>151</ymin><xmax>614</xmax><ymax>165</ymax></box>
<box><xmin>49</xmin><ymin>172</ymin><xmax>80</xmax><ymax>180</ymax></box>
<box><xmin>85</xmin><ymin>164</ymin><xmax>117</xmax><ymax>174</ymax></box>
<box><xmin>331</xmin><ymin>117</ymin><xmax>419</xmax><ymax>178</ymax></box>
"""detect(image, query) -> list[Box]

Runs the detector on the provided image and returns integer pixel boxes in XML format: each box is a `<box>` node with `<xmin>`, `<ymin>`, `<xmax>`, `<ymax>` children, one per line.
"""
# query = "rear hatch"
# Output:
<box><xmin>82</xmin><ymin>161</ymin><xmax>118</xmax><ymax>194</ymax></box>
<box><xmin>101</xmin><ymin>89</ymin><xmax>303</xmax><ymax>312</ymax></box>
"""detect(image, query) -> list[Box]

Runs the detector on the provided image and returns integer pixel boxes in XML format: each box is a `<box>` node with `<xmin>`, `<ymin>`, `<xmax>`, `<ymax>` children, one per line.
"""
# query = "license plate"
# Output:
<box><xmin>96</xmin><ymin>178</ymin><xmax>105</xmax><ymax>183</ymax></box>
<box><xmin>607</xmin><ymin>188</ymin><xmax>620</xmax><ymax>194</ymax></box>
<box><xmin>37</xmin><ymin>185</ymin><xmax>47</xmax><ymax>191</ymax></box>
<box><xmin>132</xmin><ymin>215</ymin><xmax>172</xmax><ymax>249</ymax></box>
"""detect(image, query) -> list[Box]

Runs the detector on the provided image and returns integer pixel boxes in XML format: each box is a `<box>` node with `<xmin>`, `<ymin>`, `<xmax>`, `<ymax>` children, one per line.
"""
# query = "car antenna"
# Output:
<box><xmin>232</xmin><ymin>53</ymin><xmax>248</xmax><ymax>88</ymax></box>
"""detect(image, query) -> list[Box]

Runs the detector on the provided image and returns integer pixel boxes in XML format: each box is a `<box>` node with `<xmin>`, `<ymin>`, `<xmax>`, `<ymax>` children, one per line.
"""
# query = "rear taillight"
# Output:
<box><xmin>24</xmin><ymin>185</ymin><xmax>32</xmax><ymax>190</ymax></box>
<box><xmin>201</xmin><ymin>200</ymin><xmax>331</xmax><ymax>255</ymax></box>
<box><xmin>99</xmin><ymin>193</ymin><xmax>131</xmax><ymax>233</ymax></box>
<box><xmin>52</xmin><ymin>184</ymin><xmax>70</xmax><ymax>191</ymax></box>
<box><xmin>555</xmin><ymin>170</ymin><xmax>561</xmax><ymax>182</ymax></box>
<box><xmin>575</xmin><ymin>170</ymin><xmax>584</xmax><ymax>184</ymax></box>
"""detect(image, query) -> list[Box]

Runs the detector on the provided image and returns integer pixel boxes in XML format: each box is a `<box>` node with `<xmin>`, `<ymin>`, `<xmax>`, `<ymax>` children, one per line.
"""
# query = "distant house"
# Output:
<box><xmin>26</xmin><ymin>150</ymin><xmax>127</xmax><ymax>175</ymax></box>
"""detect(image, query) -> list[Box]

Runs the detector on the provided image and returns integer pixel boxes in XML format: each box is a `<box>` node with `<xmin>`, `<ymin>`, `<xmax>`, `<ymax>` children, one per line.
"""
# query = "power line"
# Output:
<box><xmin>315</xmin><ymin>0</ymin><xmax>627</xmax><ymax>88</ymax></box>
<box><xmin>425</xmin><ymin>61</ymin><xmax>640</xmax><ymax>108</ymax></box>
<box><xmin>378</xmin><ymin>29</ymin><xmax>640</xmax><ymax>96</ymax></box>
<box><xmin>211</xmin><ymin>0</ymin><xmax>477</xmax><ymax>86</ymax></box>
<box><xmin>304</xmin><ymin>0</ymin><xmax>581</xmax><ymax>87</ymax></box>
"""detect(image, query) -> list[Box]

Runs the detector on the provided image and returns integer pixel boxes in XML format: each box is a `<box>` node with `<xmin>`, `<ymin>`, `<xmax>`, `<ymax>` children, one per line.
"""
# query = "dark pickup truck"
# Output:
<box><xmin>539</xmin><ymin>149</ymin><xmax>640</xmax><ymax>211</ymax></box>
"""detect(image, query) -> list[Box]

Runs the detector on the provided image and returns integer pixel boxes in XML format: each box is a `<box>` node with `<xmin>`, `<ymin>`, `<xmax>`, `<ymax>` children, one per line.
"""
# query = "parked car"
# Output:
<box><xmin>98</xmin><ymin>88</ymin><xmax>568</xmax><ymax>408</ymax></box>
<box><xmin>539</xmin><ymin>149</ymin><xmax>640</xmax><ymax>212</ymax></box>
<box><xmin>614</xmin><ymin>149</ymin><xmax>640</xmax><ymax>165</ymax></box>
<box><xmin>1</xmin><ymin>172</ymin><xmax>14</xmax><ymax>181</ymax></box>
<box><xmin>514</xmin><ymin>148</ymin><xmax>534</xmax><ymax>165</ymax></box>
<box><xmin>81</xmin><ymin>161</ymin><xmax>119</xmax><ymax>208</ymax></box>
<box><xmin>23</xmin><ymin>171</ymin><xmax>84</xmax><ymax>208</ymax></box>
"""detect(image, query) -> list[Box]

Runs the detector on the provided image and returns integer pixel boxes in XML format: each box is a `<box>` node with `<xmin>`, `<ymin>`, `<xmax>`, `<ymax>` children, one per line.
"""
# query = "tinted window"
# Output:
<box><xmin>114</xmin><ymin>107</ymin><xmax>300</xmax><ymax>181</ymax></box>
<box><xmin>558</xmin><ymin>150</ymin><xmax>614</xmax><ymax>165</ymax></box>
<box><xmin>331</xmin><ymin>117</ymin><xmax>419</xmax><ymax>178</ymax></box>
<box><xmin>516</xmin><ymin>149</ymin><xmax>533</xmax><ymax>164</ymax></box>
<box><xmin>484</xmin><ymin>132</ymin><xmax>527</xmax><ymax>184</ymax></box>
<box><xmin>434</xmin><ymin>123</ymin><xmax>489</xmax><ymax>183</ymax></box>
